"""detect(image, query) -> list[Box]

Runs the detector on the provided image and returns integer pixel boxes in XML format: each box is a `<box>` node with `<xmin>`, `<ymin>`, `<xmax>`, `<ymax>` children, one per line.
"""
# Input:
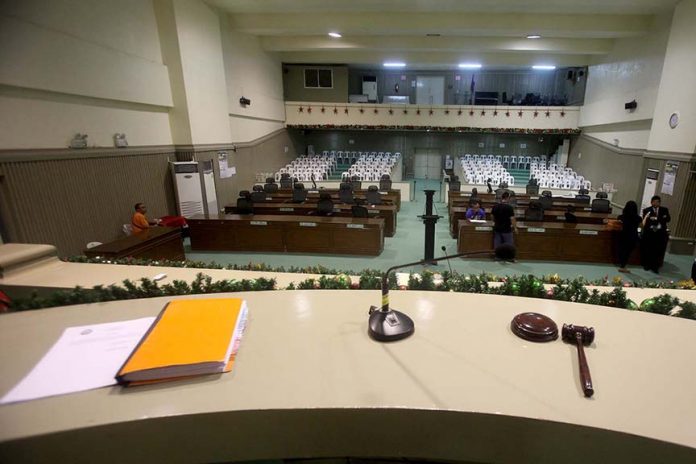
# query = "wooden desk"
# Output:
<box><xmin>188</xmin><ymin>214</ymin><xmax>384</xmax><ymax>256</ymax></box>
<box><xmin>449</xmin><ymin>207</ymin><xmax>614</xmax><ymax>237</ymax></box>
<box><xmin>264</xmin><ymin>189</ymin><xmax>401</xmax><ymax>211</ymax></box>
<box><xmin>449</xmin><ymin>191</ymin><xmax>591</xmax><ymax>207</ymax></box>
<box><xmin>83</xmin><ymin>227</ymin><xmax>184</xmax><ymax>260</ymax></box>
<box><xmin>457</xmin><ymin>220</ymin><xmax>638</xmax><ymax>263</ymax></box>
<box><xmin>225</xmin><ymin>202</ymin><xmax>397</xmax><ymax>237</ymax></box>
<box><xmin>2</xmin><ymin>291</ymin><xmax>696</xmax><ymax>463</ymax></box>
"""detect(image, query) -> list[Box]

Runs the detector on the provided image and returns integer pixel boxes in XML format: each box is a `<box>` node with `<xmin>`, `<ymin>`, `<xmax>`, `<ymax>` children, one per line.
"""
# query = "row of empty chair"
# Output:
<box><xmin>276</xmin><ymin>154</ymin><xmax>337</xmax><ymax>182</ymax></box>
<box><xmin>322</xmin><ymin>150</ymin><xmax>401</xmax><ymax>166</ymax></box>
<box><xmin>459</xmin><ymin>155</ymin><xmax>515</xmax><ymax>186</ymax></box>
<box><xmin>461</xmin><ymin>153</ymin><xmax>544</xmax><ymax>170</ymax></box>
<box><xmin>341</xmin><ymin>152</ymin><xmax>401</xmax><ymax>182</ymax></box>
<box><xmin>530</xmin><ymin>163</ymin><xmax>590</xmax><ymax>190</ymax></box>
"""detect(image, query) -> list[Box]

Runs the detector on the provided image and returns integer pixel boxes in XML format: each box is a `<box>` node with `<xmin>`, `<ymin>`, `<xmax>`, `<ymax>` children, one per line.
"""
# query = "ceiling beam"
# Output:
<box><xmin>261</xmin><ymin>36</ymin><xmax>613</xmax><ymax>55</ymax></box>
<box><xmin>228</xmin><ymin>12</ymin><xmax>652</xmax><ymax>38</ymax></box>
<box><xmin>279</xmin><ymin>51</ymin><xmax>595</xmax><ymax>68</ymax></box>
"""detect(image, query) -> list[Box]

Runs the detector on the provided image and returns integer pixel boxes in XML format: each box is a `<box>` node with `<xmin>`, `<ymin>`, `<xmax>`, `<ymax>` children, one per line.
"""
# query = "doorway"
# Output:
<box><xmin>416</xmin><ymin>76</ymin><xmax>445</xmax><ymax>105</ymax></box>
<box><xmin>414</xmin><ymin>149</ymin><xmax>442</xmax><ymax>180</ymax></box>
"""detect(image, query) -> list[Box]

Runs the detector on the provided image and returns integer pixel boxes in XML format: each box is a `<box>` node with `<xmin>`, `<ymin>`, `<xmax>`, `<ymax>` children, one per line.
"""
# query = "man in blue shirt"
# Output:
<box><xmin>465</xmin><ymin>200</ymin><xmax>486</xmax><ymax>220</ymax></box>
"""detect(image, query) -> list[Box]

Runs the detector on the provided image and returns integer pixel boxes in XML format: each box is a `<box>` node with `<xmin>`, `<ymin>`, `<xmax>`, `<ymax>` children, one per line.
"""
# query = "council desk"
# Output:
<box><xmin>261</xmin><ymin>189</ymin><xmax>401</xmax><ymax>211</ymax></box>
<box><xmin>458</xmin><ymin>220</ymin><xmax>639</xmax><ymax>264</ymax></box>
<box><xmin>1</xmin><ymin>292</ymin><xmax>695</xmax><ymax>463</ymax></box>
<box><xmin>84</xmin><ymin>227</ymin><xmax>184</xmax><ymax>260</ymax></box>
<box><xmin>188</xmin><ymin>213</ymin><xmax>385</xmax><ymax>256</ymax></box>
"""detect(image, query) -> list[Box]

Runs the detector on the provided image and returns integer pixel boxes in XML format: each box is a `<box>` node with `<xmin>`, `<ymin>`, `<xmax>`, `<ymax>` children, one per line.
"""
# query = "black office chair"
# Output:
<box><xmin>263</xmin><ymin>177</ymin><xmax>279</xmax><ymax>194</ymax></box>
<box><xmin>524</xmin><ymin>201</ymin><xmax>545</xmax><ymax>221</ymax></box>
<box><xmin>495</xmin><ymin>188</ymin><xmax>505</xmax><ymax>200</ymax></box>
<box><xmin>236</xmin><ymin>191</ymin><xmax>253</xmax><ymax>215</ymax></box>
<box><xmin>316</xmin><ymin>193</ymin><xmax>334</xmax><ymax>216</ymax></box>
<box><xmin>366</xmin><ymin>185</ymin><xmax>382</xmax><ymax>205</ymax></box>
<box><xmin>528</xmin><ymin>178</ymin><xmax>539</xmax><ymax>186</ymax></box>
<box><xmin>279</xmin><ymin>173</ymin><xmax>293</xmax><ymax>189</ymax></box>
<box><xmin>596</xmin><ymin>192</ymin><xmax>609</xmax><ymax>199</ymax></box>
<box><xmin>250</xmin><ymin>185</ymin><xmax>266</xmax><ymax>203</ymax></box>
<box><xmin>526</xmin><ymin>184</ymin><xmax>539</xmax><ymax>195</ymax></box>
<box><xmin>578</xmin><ymin>188</ymin><xmax>590</xmax><ymax>196</ymax></box>
<box><xmin>539</xmin><ymin>196</ymin><xmax>553</xmax><ymax>210</ymax></box>
<box><xmin>591</xmin><ymin>198</ymin><xmax>611</xmax><ymax>213</ymax></box>
<box><xmin>507</xmin><ymin>190</ymin><xmax>517</xmax><ymax>206</ymax></box>
<box><xmin>339</xmin><ymin>182</ymin><xmax>354</xmax><ymax>204</ymax></box>
<box><xmin>351</xmin><ymin>205</ymin><xmax>369</xmax><ymax>218</ymax></box>
<box><xmin>379</xmin><ymin>174</ymin><xmax>392</xmax><ymax>191</ymax></box>
<box><xmin>541</xmin><ymin>190</ymin><xmax>553</xmax><ymax>198</ymax></box>
<box><xmin>565</xmin><ymin>212</ymin><xmax>578</xmax><ymax>223</ymax></box>
<box><xmin>292</xmin><ymin>183</ymin><xmax>307</xmax><ymax>203</ymax></box>
<box><xmin>350</xmin><ymin>175</ymin><xmax>362</xmax><ymax>191</ymax></box>
<box><xmin>450</xmin><ymin>180</ymin><xmax>461</xmax><ymax>192</ymax></box>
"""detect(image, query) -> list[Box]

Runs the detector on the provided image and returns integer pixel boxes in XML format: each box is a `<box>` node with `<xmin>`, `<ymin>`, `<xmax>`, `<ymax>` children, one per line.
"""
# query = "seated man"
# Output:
<box><xmin>131</xmin><ymin>202</ymin><xmax>160</xmax><ymax>234</ymax></box>
<box><xmin>465</xmin><ymin>200</ymin><xmax>486</xmax><ymax>220</ymax></box>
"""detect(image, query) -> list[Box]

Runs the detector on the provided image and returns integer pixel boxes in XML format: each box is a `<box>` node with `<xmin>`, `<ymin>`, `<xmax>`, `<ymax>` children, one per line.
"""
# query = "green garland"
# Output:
<box><xmin>5</xmin><ymin>271</ymin><xmax>696</xmax><ymax>321</ymax></box>
<box><xmin>61</xmin><ymin>256</ymin><xmax>696</xmax><ymax>290</ymax></box>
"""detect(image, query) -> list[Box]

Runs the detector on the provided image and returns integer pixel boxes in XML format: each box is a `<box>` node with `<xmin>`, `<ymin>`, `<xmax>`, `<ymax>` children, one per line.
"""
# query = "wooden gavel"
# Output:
<box><xmin>562</xmin><ymin>324</ymin><xmax>595</xmax><ymax>398</ymax></box>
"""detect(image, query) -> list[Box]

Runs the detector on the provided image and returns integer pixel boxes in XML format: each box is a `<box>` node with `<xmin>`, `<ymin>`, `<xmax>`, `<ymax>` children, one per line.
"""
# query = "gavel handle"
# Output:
<box><xmin>575</xmin><ymin>332</ymin><xmax>594</xmax><ymax>397</ymax></box>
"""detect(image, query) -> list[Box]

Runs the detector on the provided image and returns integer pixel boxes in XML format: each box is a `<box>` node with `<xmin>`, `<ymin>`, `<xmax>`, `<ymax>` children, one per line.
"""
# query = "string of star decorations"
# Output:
<box><xmin>297</xmin><ymin>105</ymin><xmax>568</xmax><ymax>118</ymax></box>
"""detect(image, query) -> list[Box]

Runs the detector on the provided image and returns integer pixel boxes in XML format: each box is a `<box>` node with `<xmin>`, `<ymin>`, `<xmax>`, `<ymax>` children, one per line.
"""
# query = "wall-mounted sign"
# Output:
<box><xmin>661</xmin><ymin>161</ymin><xmax>678</xmax><ymax>195</ymax></box>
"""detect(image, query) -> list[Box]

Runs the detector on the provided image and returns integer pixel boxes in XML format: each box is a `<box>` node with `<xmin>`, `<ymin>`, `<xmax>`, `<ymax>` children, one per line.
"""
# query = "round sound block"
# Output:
<box><xmin>511</xmin><ymin>312</ymin><xmax>558</xmax><ymax>342</ymax></box>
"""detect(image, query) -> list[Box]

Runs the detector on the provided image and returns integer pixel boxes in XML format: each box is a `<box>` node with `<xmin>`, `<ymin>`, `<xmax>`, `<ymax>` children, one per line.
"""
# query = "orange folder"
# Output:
<box><xmin>116</xmin><ymin>298</ymin><xmax>248</xmax><ymax>385</ymax></box>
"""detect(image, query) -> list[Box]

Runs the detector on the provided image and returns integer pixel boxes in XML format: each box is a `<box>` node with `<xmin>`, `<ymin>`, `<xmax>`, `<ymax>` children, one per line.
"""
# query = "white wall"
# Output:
<box><xmin>0</xmin><ymin>0</ymin><xmax>174</xmax><ymax>149</ymax></box>
<box><xmin>647</xmin><ymin>0</ymin><xmax>696</xmax><ymax>154</ymax></box>
<box><xmin>219</xmin><ymin>20</ymin><xmax>285</xmax><ymax>142</ymax></box>
<box><xmin>579</xmin><ymin>14</ymin><xmax>672</xmax><ymax>149</ymax></box>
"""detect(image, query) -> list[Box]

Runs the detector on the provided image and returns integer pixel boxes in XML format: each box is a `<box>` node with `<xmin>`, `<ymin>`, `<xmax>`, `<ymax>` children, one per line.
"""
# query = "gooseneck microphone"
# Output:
<box><xmin>368</xmin><ymin>244</ymin><xmax>516</xmax><ymax>342</ymax></box>
<box><xmin>441</xmin><ymin>245</ymin><xmax>454</xmax><ymax>274</ymax></box>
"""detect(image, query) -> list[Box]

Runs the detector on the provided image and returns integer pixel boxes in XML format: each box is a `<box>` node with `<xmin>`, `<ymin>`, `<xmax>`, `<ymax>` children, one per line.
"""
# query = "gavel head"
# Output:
<box><xmin>562</xmin><ymin>324</ymin><xmax>595</xmax><ymax>345</ymax></box>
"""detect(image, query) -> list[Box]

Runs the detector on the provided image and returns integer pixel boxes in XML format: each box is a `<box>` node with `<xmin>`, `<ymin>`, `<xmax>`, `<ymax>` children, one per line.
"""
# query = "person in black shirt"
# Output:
<box><xmin>640</xmin><ymin>195</ymin><xmax>670</xmax><ymax>273</ymax></box>
<box><xmin>492</xmin><ymin>191</ymin><xmax>517</xmax><ymax>250</ymax></box>
<box><xmin>617</xmin><ymin>200</ymin><xmax>641</xmax><ymax>273</ymax></box>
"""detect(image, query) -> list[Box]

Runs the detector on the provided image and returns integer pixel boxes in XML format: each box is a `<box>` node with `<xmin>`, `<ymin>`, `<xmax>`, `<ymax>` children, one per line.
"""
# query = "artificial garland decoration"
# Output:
<box><xmin>286</xmin><ymin>124</ymin><xmax>582</xmax><ymax>135</ymax></box>
<box><xmin>61</xmin><ymin>256</ymin><xmax>696</xmax><ymax>290</ymax></box>
<box><xmin>8</xmin><ymin>271</ymin><xmax>696</xmax><ymax>321</ymax></box>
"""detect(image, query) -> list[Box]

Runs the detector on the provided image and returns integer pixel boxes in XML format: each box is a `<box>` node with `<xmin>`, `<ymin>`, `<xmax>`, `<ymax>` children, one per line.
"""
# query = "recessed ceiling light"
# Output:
<box><xmin>426</xmin><ymin>33</ymin><xmax>441</xmax><ymax>37</ymax></box>
<box><xmin>458</xmin><ymin>63</ymin><xmax>482</xmax><ymax>69</ymax></box>
<box><xmin>527</xmin><ymin>34</ymin><xmax>542</xmax><ymax>39</ymax></box>
<box><xmin>328</xmin><ymin>32</ymin><xmax>342</xmax><ymax>38</ymax></box>
<box><xmin>532</xmin><ymin>65</ymin><xmax>556</xmax><ymax>70</ymax></box>
<box><xmin>383</xmin><ymin>62</ymin><xmax>406</xmax><ymax>68</ymax></box>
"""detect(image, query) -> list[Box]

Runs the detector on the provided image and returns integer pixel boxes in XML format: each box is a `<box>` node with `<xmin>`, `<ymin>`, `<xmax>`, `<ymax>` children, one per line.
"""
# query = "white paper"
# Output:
<box><xmin>1</xmin><ymin>317</ymin><xmax>155</xmax><ymax>404</ymax></box>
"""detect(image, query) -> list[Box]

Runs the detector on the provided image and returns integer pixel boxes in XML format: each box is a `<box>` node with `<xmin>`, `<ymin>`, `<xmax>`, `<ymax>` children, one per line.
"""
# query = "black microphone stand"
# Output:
<box><xmin>368</xmin><ymin>248</ymin><xmax>509</xmax><ymax>342</ymax></box>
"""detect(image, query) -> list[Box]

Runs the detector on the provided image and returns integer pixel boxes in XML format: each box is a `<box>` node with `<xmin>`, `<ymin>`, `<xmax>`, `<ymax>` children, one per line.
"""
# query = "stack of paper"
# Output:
<box><xmin>117</xmin><ymin>298</ymin><xmax>248</xmax><ymax>384</ymax></box>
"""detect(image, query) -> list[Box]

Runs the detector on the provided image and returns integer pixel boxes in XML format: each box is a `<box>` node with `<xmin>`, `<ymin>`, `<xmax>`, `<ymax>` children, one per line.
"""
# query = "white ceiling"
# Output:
<box><xmin>207</xmin><ymin>0</ymin><xmax>679</xmax><ymax>68</ymax></box>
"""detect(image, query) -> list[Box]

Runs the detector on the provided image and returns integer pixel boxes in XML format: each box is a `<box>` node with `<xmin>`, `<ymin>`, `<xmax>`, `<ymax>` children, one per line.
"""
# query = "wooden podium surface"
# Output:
<box><xmin>83</xmin><ymin>227</ymin><xmax>184</xmax><ymax>261</ymax></box>
<box><xmin>1</xmin><ymin>291</ymin><xmax>695</xmax><ymax>463</ymax></box>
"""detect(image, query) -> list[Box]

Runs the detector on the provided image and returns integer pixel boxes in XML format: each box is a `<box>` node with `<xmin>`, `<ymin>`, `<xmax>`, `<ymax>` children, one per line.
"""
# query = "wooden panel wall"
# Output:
<box><xmin>0</xmin><ymin>148</ymin><xmax>177</xmax><ymax>256</ymax></box>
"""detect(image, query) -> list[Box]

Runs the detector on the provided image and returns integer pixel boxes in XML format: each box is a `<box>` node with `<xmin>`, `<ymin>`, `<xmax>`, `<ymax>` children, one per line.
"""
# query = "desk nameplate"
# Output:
<box><xmin>250</xmin><ymin>221</ymin><xmax>268</xmax><ymax>226</ymax></box>
<box><xmin>475</xmin><ymin>226</ymin><xmax>493</xmax><ymax>231</ymax></box>
<box><xmin>300</xmin><ymin>222</ymin><xmax>317</xmax><ymax>227</ymax></box>
<box><xmin>584</xmin><ymin>208</ymin><xmax>592</xmax><ymax>211</ymax></box>
<box><xmin>279</xmin><ymin>208</ymin><xmax>294</xmax><ymax>212</ymax></box>
<box><xmin>528</xmin><ymin>227</ymin><xmax>546</xmax><ymax>233</ymax></box>
<box><xmin>579</xmin><ymin>230</ymin><xmax>599</xmax><ymax>235</ymax></box>
<box><xmin>347</xmin><ymin>224</ymin><xmax>364</xmax><ymax>229</ymax></box>
<box><xmin>556</xmin><ymin>215</ymin><xmax>565</xmax><ymax>220</ymax></box>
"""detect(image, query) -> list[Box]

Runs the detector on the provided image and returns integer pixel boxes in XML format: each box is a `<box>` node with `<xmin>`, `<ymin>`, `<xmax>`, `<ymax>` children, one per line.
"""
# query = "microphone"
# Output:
<box><xmin>441</xmin><ymin>245</ymin><xmax>453</xmax><ymax>274</ymax></box>
<box><xmin>368</xmin><ymin>245</ymin><xmax>517</xmax><ymax>342</ymax></box>
<box><xmin>311</xmin><ymin>173</ymin><xmax>317</xmax><ymax>190</ymax></box>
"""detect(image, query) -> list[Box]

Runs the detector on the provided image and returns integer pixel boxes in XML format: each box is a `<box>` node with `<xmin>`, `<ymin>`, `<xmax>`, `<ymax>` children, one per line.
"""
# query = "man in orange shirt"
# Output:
<box><xmin>131</xmin><ymin>203</ymin><xmax>160</xmax><ymax>234</ymax></box>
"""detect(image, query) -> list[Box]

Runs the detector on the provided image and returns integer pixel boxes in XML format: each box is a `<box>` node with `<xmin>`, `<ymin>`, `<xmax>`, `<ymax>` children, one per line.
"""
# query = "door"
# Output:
<box><xmin>641</xmin><ymin>169</ymin><xmax>660</xmax><ymax>210</ymax></box>
<box><xmin>414</xmin><ymin>149</ymin><xmax>443</xmax><ymax>180</ymax></box>
<box><xmin>416</xmin><ymin>76</ymin><xmax>445</xmax><ymax>105</ymax></box>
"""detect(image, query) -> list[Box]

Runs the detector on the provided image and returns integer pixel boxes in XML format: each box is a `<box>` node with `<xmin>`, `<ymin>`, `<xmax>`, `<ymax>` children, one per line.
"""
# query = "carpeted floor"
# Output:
<box><xmin>186</xmin><ymin>179</ymin><xmax>694</xmax><ymax>282</ymax></box>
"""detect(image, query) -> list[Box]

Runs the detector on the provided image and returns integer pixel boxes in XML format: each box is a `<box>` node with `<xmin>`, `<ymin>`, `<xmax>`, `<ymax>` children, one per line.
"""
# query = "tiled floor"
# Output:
<box><xmin>186</xmin><ymin>179</ymin><xmax>694</xmax><ymax>282</ymax></box>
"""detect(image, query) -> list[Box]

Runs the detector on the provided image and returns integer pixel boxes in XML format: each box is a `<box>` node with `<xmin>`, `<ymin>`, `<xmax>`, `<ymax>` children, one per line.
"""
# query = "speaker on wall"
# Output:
<box><xmin>625</xmin><ymin>100</ymin><xmax>637</xmax><ymax>110</ymax></box>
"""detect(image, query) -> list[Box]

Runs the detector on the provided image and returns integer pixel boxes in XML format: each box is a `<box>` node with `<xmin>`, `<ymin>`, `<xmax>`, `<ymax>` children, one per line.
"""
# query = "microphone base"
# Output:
<box><xmin>368</xmin><ymin>306</ymin><xmax>415</xmax><ymax>342</ymax></box>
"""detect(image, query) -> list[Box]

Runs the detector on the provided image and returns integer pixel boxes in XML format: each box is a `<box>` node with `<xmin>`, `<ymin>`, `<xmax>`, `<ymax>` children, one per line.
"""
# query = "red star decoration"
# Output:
<box><xmin>469</xmin><ymin>110</ymin><xmax>475</xmax><ymax>116</ymax></box>
<box><xmin>359</xmin><ymin>108</ymin><xmax>364</xmax><ymax>114</ymax></box>
<box><xmin>298</xmin><ymin>106</ymin><xmax>304</xmax><ymax>113</ymax></box>
<box><xmin>480</xmin><ymin>110</ymin><xmax>486</xmax><ymax>116</ymax></box>
<box><xmin>560</xmin><ymin>111</ymin><xmax>566</xmax><ymax>117</ymax></box>
<box><xmin>444</xmin><ymin>109</ymin><xmax>450</xmax><ymax>115</ymax></box>
<box><xmin>545</xmin><ymin>110</ymin><xmax>551</xmax><ymax>117</ymax></box>
<box><xmin>388</xmin><ymin>109</ymin><xmax>394</xmax><ymax>115</ymax></box>
<box><xmin>307</xmin><ymin>107</ymin><xmax>312</xmax><ymax>113</ymax></box>
<box><xmin>321</xmin><ymin>106</ymin><xmax>325</xmax><ymax>113</ymax></box>
<box><xmin>518</xmin><ymin>111</ymin><xmax>523</xmax><ymax>117</ymax></box>
<box><xmin>493</xmin><ymin>110</ymin><xmax>498</xmax><ymax>116</ymax></box>
<box><xmin>344</xmin><ymin>108</ymin><xmax>349</xmax><ymax>114</ymax></box>
<box><xmin>533</xmin><ymin>111</ymin><xmax>539</xmax><ymax>118</ymax></box>
<box><xmin>333</xmin><ymin>107</ymin><xmax>338</xmax><ymax>114</ymax></box>
<box><xmin>403</xmin><ymin>109</ymin><xmax>408</xmax><ymax>114</ymax></box>
<box><xmin>505</xmin><ymin>111</ymin><xmax>511</xmax><ymax>117</ymax></box>
<box><xmin>374</xmin><ymin>108</ymin><xmax>379</xmax><ymax>114</ymax></box>
<box><xmin>429</xmin><ymin>109</ymin><xmax>434</xmax><ymax>115</ymax></box>
<box><xmin>457</xmin><ymin>109</ymin><xmax>463</xmax><ymax>115</ymax></box>
<box><xmin>416</xmin><ymin>109</ymin><xmax>421</xmax><ymax>115</ymax></box>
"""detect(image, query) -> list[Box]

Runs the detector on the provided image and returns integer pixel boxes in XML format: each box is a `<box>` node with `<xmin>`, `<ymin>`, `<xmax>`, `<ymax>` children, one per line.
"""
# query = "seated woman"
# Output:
<box><xmin>465</xmin><ymin>200</ymin><xmax>486</xmax><ymax>220</ymax></box>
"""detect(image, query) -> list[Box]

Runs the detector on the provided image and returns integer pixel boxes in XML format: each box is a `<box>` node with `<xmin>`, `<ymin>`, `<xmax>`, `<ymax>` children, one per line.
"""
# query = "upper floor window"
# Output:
<box><xmin>304</xmin><ymin>69</ymin><xmax>333</xmax><ymax>88</ymax></box>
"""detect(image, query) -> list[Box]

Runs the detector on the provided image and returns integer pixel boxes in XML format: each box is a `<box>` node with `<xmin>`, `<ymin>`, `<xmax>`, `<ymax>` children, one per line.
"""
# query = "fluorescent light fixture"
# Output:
<box><xmin>328</xmin><ymin>32</ymin><xmax>342</xmax><ymax>38</ymax></box>
<box><xmin>383</xmin><ymin>62</ymin><xmax>406</xmax><ymax>68</ymax></box>
<box><xmin>458</xmin><ymin>63</ymin><xmax>482</xmax><ymax>69</ymax></box>
<box><xmin>533</xmin><ymin>65</ymin><xmax>556</xmax><ymax>70</ymax></box>
<box><xmin>527</xmin><ymin>34</ymin><xmax>542</xmax><ymax>39</ymax></box>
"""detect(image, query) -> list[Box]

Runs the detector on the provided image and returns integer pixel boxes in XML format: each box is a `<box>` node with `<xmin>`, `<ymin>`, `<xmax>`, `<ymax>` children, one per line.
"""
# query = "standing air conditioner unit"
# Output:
<box><xmin>170</xmin><ymin>161</ymin><xmax>218</xmax><ymax>218</ymax></box>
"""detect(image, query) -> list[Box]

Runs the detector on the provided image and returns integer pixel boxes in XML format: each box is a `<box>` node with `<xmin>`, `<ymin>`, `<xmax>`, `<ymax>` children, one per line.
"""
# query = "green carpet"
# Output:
<box><xmin>186</xmin><ymin>179</ymin><xmax>694</xmax><ymax>283</ymax></box>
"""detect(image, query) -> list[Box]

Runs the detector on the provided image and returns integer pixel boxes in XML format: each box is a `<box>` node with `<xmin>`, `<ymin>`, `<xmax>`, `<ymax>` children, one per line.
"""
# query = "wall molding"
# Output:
<box><xmin>643</xmin><ymin>150</ymin><xmax>696</xmax><ymax>162</ymax></box>
<box><xmin>0</xmin><ymin>145</ymin><xmax>175</xmax><ymax>163</ymax></box>
<box><xmin>174</xmin><ymin>128</ymin><xmax>288</xmax><ymax>153</ymax></box>
<box><xmin>579</xmin><ymin>133</ymin><xmax>646</xmax><ymax>157</ymax></box>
